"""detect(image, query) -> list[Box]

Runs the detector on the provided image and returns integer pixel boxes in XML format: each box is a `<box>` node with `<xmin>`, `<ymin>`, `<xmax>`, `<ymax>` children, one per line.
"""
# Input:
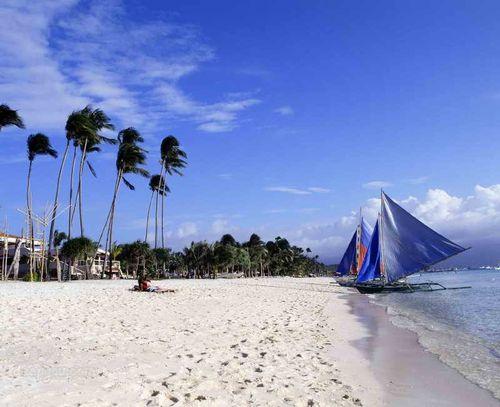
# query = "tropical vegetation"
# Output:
<box><xmin>1</xmin><ymin>103</ymin><xmax>326</xmax><ymax>281</ymax></box>
<box><xmin>116</xmin><ymin>234</ymin><xmax>326</xmax><ymax>280</ymax></box>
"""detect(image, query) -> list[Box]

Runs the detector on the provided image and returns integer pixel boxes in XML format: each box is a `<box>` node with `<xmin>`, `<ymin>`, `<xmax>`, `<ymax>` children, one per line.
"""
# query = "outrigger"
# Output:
<box><xmin>352</xmin><ymin>191</ymin><xmax>471</xmax><ymax>294</ymax></box>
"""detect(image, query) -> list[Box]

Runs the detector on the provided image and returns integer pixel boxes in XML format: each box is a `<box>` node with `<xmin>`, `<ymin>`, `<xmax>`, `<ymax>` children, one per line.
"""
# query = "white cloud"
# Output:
<box><xmin>177</xmin><ymin>222</ymin><xmax>198</xmax><ymax>238</ymax></box>
<box><xmin>407</xmin><ymin>176</ymin><xmax>429</xmax><ymax>185</ymax></box>
<box><xmin>212</xmin><ymin>219</ymin><xmax>229</xmax><ymax>234</ymax></box>
<box><xmin>297</xmin><ymin>208</ymin><xmax>320</xmax><ymax>214</ymax></box>
<box><xmin>263</xmin><ymin>209</ymin><xmax>288</xmax><ymax>214</ymax></box>
<box><xmin>265</xmin><ymin>186</ymin><xmax>331</xmax><ymax>195</ymax></box>
<box><xmin>399</xmin><ymin>185</ymin><xmax>500</xmax><ymax>242</ymax></box>
<box><xmin>362</xmin><ymin>180</ymin><xmax>393</xmax><ymax>189</ymax></box>
<box><xmin>265</xmin><ymin>187</ymin><xmax>311</xmax><ymax>195</ymax></box>
<box><xmin>0</xmin><ymin>0</ymin><xmax>259</xmax><ymax>133</ymax></box>
<box><xmin>0</xmin><ymin>153</ymin><xmax>26</xmax><ymax>165</ymax></box>
<box><xmin>0</xmin><ymin>0</ymin><xmax>88</xmax><ymax>130</ymax></box>
<box><xmin>157</xmin><ymin>84</ymin><xmax>260</xmax><ymax>133</ymax></box>
<box><xmin>308</xmin><ymin>187</ymin><xmax>331</xmax><ymax>193</ymax></box>
<box><xmin>274</xmin><ymin>105</ymin><xmax>294</xmax><ymax>116</ymax></box>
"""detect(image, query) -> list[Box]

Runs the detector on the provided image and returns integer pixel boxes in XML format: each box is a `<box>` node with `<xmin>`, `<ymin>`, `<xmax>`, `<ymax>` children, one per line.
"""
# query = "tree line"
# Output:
<box><xmin>1</xmin><ymin>104</ymin><xmax>325</xmax><ymax>281</ymax></box>
<box><xmin>107</xmin><ymin>233</ymin><xmax>326</xmax><ymax>279</ymax></box>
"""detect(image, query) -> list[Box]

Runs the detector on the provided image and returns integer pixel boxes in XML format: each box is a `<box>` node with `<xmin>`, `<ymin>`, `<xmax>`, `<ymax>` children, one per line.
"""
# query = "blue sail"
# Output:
<box><xmin>380</xmin><ymin>192</ymin><xmax>467</xmax><ymax>283</ymax></box>
<box><xmin>360</xmin><ymin>218</ymin><xmax>372</xmax><ymax>248</ymax></box>
<box><xmin>337</xmin><ymin>231</ymin><xmax>357</xmax><ymax>276</ymax></box>
<box><xmin>357</xmin><ymin>218</ymin><xmax>372</xmax><ymax>272</ymax></box>
<box><xmin>356</xmin><ymin>220</ymin><xmax>381</xmax><ymax>283</ymax></box>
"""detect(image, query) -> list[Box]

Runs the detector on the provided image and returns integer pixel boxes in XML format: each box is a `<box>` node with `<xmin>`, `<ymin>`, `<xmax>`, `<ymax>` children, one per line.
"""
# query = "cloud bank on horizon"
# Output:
<box><xmin>288</xmin><ymin>184</ymin><xmax>500</xmax><ymax>266</ymax></box>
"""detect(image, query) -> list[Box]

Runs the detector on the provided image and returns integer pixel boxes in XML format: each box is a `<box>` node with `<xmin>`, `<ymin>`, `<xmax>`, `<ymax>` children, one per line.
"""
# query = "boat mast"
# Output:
<box><xmin>379</xmin><ymin>190</ymin><xmax>388</xmax><ymax>284</ymax></box>
<box><xmin>355</xmin><ymin>207</ymin><xmax>362</xmax><ymax>274</ymax></box>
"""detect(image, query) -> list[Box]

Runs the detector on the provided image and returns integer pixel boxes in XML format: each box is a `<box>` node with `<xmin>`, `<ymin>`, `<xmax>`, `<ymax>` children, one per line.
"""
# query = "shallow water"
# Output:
<box><xmin>371</xmin><ymin>269</ymin><xmax>500</xmax><ymax>399</ymax></box>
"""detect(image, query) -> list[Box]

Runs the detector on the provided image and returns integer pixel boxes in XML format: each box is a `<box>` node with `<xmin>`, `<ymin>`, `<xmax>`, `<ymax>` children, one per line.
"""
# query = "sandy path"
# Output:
<box><xmin>0</xmin><ymin>278</ymin><xmax>367</xmax><ymax>406</ymax></box>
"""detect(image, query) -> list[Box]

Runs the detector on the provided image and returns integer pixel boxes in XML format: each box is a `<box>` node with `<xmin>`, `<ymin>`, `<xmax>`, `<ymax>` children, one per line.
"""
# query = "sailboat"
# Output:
<box><xmin>335</xmin><ymin>215</ymin><xmax>372</xmax><ymax>287</ymax></box>
<box><xmin>355</xmin><ymin>192</ymin><xmax>470</xmax><ymax>294</ymax></box>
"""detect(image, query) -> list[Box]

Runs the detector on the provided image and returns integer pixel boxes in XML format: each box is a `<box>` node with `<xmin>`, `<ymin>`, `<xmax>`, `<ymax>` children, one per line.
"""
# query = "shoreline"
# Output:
<box><xmin>341</xmin><ymin>288</ymin><xmax>499</xmax><ymax>406</ymax></box>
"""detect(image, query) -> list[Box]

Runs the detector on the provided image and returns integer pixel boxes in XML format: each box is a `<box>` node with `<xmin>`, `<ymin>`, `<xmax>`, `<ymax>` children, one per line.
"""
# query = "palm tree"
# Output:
<box><xmin>246</xmin><ymin>234</ymin><xmax>266</xmax><ymax>277</ymax></box>
<box><xmin>48</xmin><ymin>111</ymin><xmax>94</xmax><ymax>269</ymax></box>
<box><xmin>117</xmin><ymin>240</ymin><xmax>153</xmax><ymax>279</ymax></box>
<box><xmin>65</xmin><ymin>110</ymin><xmax>97</xmax><ymax>238</ymax></box>
<box><xmin>69</xmin><ymin>106</ymin><xmax>115</xmax><ymax>238</ymax></box>
<box><xmin>221</xmin><ymin>234</ymin><xmax>237</xmax><ymax>247</ymax></box>
<box><xmin>60</xmin><ymin>237</ymin><xmax>96</xmax><ymax>280</ymax></box>
<box><xmin>157</xmin><ymin>136</ymin><xmax>187</xmax><ymax>249</ymax></box>
<box><xmin>145</xmin><ymin>174</ymin><xmax>168</xmax><ymax>243</ymax></box>
<box><xmin>26</xmin><ymin>133</ymin><xmax>57</xmax><ymax>280</ymax></box>
<box><xmin>0</xmin><ymin>104</ymin><xmax>25</xmax><ymax>132</ymax></box>
<box><xmin>103</xmin><ymin>129</ymin><xmax>149</xmax><ymax>278</ymax></box>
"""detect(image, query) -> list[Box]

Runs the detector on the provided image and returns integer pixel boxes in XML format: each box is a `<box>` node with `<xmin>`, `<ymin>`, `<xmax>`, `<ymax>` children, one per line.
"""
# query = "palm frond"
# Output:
<box><xmin>0</xmin><ymin>104</ymin><xmax>25</xmax><ymax>130</ymax></box>
<box><xmin>86</xmin><ymin>161</ymin><xmax>97</xmax><ymax>177</ymax></box>
<box><xmin>27</xmin><ymin>133</ymin><xmax>58</xmax><ymax>161</ymax></box>
<box><xmin>88</xmin><ymin>107</ymin><xmax>115</xmax><ymax>131</ymax></box>
<box><xmin>122</xmin><ymin>177</ymin><xmax>135</xmax><ymax>190</ymax></box>
<box><xmin>128</xmin><ymin>167</ymin><xmax>150</xmax><ymax>178</ymax></box>
<box><xmin>99</xmin><ymin>135</ymin><xmax>118</xmax><ymax>145</ymax></box>
<box><xmin>65</xmin><ymin>111</ymin><xmax>94</xmax><ymax>142</ymax></box>
<box><xmin>118</xmin><ymin>127</ymin><xmax>144</xmax><ymax>144</ymax></box>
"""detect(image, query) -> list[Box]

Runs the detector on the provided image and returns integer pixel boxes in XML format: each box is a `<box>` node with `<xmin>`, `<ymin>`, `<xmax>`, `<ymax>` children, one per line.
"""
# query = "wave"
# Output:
<box><xmin>370</xmin><ymin>296</ymin><xmax>500</xmax><ymax>400</ymax></box>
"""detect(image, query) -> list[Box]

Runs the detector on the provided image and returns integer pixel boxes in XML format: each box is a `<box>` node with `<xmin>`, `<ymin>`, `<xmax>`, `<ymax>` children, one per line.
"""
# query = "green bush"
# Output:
<box><xmin>22</xmin><ymin>272</ymin><xmax>41</xmax><ymax>282</ymax></box>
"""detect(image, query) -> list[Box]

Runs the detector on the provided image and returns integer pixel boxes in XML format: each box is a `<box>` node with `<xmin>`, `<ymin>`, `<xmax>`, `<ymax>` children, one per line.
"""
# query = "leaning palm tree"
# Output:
<box><xmin>145</xmin><ymin>174</ymin><xmax>168</xmax><ymax>243</ymax></box>
<box><xmin>48</xmin><ymin>111</ymin><xmax>94</xmax><ymax>267</ymax></box>
<box><xmin>26</xmin><ymin>133</ymin><xmax>57</xmax><ymax>280</ymax></box>
<box><xmin>105</xmin><ymin>141</ymin><xmax>149</xmax><ymax>277</ymax></box>
<box><xmin>157</xmin><ymin>135</ymin><xmax>187</xmax><ymax>249</ymax></box>
<box><xmin>91</xmin><ymin>128</ymin><xmax>148</xmax><ymax>278</ymax></box>
<box><xmin>65</xmin><ymin>109</ymin><xmax>97</xmax><ymax>238</ymax></box>
<box><xmin>69</xmin><ymin>106</ymin><xmax>115</xmax><ymax>238</ymax></box>
<box><xmin>0</xmin><ymin>104</ymin><xmax>25</xmax><ymax>132</ymax></box>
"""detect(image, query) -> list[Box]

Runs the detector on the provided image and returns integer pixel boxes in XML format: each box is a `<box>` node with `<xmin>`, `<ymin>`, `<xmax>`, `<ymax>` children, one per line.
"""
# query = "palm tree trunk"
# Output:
<box><xmin>103</xmin><ymin>222</ymin><xmax>111</xmax><ymax>279</ymax></box>
<box><xmin>89</xmin><ymin>170</ymin><xmax>121</xmax><ymax>275</ymax></box>
<box><xmin>144</xmin><ymin>189</ymin><xmax>154</xmax><ymax>242</ymax></box>
<box><xmin>26</xmin><ymin>160</ymin><xmax>34</xmax><ymax>281</ymax></box>
<box><xmin>68</xmin><ymin>145</ymin><xmax>77</xmax><ymax>239</ymax></box>
<box><xmin>47</xmin><ymin>139</ymin><xmax>69</xmax><ymax>275</ymax></box>
<box><xmin>76</xmin><ymin>138</ymin><xmax>88</xmax><ymax>237</ymax></box>
<box><xmin>161</xmin><ymin>189</ymin><xmax>165</xmax><ymax>249</ymax></box>
<box><xmin>154</xmin><ymin>187</ymin><xmax>159</xmax><ymax>248</ymax></box>
<box><xmin>56</xmin><ymin>248</ymin><xmax>61</xmax><ymax>282</ymax></box>
<box><xmin>107</xmin><ymin>170</ymin><xmax>123</xmax><ymax>279</ymax></box>
<box><xmin>154</xmin><ymin>161</ymin><xmax>165</xmax><ymax>249</ymax></box>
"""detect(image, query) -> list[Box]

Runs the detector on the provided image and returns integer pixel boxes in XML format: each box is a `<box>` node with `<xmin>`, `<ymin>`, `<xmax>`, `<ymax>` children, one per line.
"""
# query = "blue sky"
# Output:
<box><xmin>2</xmin><ymin>0</ymin><xmax>500</xmax><ymax>264</ymax></box>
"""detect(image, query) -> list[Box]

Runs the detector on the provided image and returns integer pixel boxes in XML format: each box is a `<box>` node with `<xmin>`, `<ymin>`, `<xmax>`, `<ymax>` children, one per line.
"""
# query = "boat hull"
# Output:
<box><xmin>335</xmin><ymin>276</ymin><xmax>357</xmax><ymax>287</ymax></box>
<box><xmin>354</xmin><ymin>281</ymin><xmax>467</xmax><ymax>294</ymax></box>
<box><xmin>354</xmin><ymin>283</ymin><xmax>412</xmax><ymax>294</ymax></box>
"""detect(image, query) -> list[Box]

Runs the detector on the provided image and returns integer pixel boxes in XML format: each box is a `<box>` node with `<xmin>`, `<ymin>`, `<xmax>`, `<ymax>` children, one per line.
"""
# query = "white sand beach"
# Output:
<box><xmin>0</xmin><ymin>278</ymin><xmax>497</xmax><ymax>406</ymax></box>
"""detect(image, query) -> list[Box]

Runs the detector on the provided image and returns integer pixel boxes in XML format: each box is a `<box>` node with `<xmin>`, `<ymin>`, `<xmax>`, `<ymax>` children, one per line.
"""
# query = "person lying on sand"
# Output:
<box><xmin>134</xmin><ymin>277</ymin><xmax>176</xmax><ymax>293</ymax></box>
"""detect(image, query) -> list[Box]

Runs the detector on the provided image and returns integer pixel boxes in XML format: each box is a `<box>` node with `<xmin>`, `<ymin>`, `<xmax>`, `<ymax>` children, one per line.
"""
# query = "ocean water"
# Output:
<box><xmin>371</xmin><ymin>269</ymin><xmax>500</xmax><ymax>399</ymax></box>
